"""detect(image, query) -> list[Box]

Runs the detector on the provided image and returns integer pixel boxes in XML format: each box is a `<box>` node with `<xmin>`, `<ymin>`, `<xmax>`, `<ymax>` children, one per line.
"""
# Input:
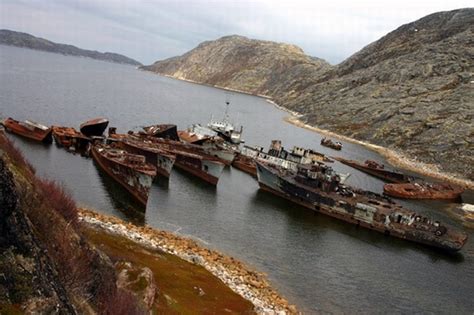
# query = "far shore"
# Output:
<box><xmin>138</xmin><ymin>71</ymin><xmax>473</xmax><ymax>190</ymax></box>
<box><xmin>79</xmin><ymin>208</ymin><xmax>297</xmax><ymax>314</ymax></box>
<box><xmin>139</xmin><ymin>69</ymin><xmax>273</xmax><ymax>99</ymax></box>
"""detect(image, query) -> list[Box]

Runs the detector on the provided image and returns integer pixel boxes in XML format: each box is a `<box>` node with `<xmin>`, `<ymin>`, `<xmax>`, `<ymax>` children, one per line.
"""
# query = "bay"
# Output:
<box><xmin>1</xmin><ymin>45</ymin><xmax>473</xmax><ymax>314</ymax></box>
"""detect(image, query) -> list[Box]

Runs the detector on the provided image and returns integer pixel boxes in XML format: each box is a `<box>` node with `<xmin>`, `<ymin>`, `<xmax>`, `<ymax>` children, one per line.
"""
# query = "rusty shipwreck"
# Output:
<box><xmin>321</xmin><ymin>137</ymin><xmax>342</xmax><ymax>150</ymax></box>
<box><xmin>383</xmin><ymin>182</ymin><xmax>464</xmax><ymax>200</ymax></box>
<box><xmin>110</xmin><ymin>131</ymin><xmax>225</xmax><ymax>185</ymax></box>
<box><xmin>232</xmin><ymin>140</ymin><xmax>335</xmax><ymax>177</ymax></box>
<box><xmin>333</xmin><ymin>157</ymin><xmax>416</xmax><ymax>183</ymax></box>
<box><xmin>143</xmin><ymin>124</ymin><xmax>180</xmax><ymax>141</ymax></box>
<box><xmin>256</xmin><ymin>161</ymin><xmax>468</xmax><ymax>251</ymax></box>
<box><xmin>80</xmin><ymin>117</ymin><xmax>109</xmax><ymax>137</ymax></box>
<box><xmin>91</xmin><ymin>144</ymin><xmax>157</xmax><ymax>206</ymax></box>
<box><xmin>138</xmin><ymin>136</ymin><xmax>225</xmax><ymax>185</ymax></box>
<box><xmin>2</xmin><ymin>117</ymin><xmax>53</xmax><ymax>143</ymax></box>
<box><xmin>52</xmin><ymin>126</ymin><xmax>90</xmax><ymax>153</ymax></box>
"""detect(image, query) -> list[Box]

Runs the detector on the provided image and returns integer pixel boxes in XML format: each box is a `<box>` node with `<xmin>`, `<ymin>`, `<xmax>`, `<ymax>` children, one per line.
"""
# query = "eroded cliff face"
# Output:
<box><xmin>142</xmin><ymin>9</ymin><xmax>474</xmax><ymax>180</ymax></box>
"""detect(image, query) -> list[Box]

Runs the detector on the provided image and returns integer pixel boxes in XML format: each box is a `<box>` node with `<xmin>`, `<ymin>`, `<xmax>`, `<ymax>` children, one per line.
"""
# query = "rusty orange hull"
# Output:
<box><xmin>232</xmin><ymin>153</ymin><xmax>257</xmax><ymax>177</ymax></box>
<box><xmin>384</xmin><ymin>183</ymin><xmax>464</xmax><ymax>200</ymax></box>
<box><xmin>91</xmin><ymin>145</ymin><xmax>156</xmax><ymax>207</ymax></box>
<box><xmin>334</xmin><ymin>157</ymin><xmax>414</xmax><ymax>183</ymax></box>
<box><xmin>2</xmin><ymin>117</ymin><xmax>52</xmax><ymax>143</ymax></box>
<box><xmin>52</xmin><ymin>126</ymin><xmax>90</xmax><ymax>152</ymax></box>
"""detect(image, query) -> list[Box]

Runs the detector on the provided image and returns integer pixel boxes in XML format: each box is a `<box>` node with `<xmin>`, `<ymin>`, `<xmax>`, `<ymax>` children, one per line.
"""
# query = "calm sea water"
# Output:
<box><xmin>1</xmin><ymin>45</ymin><xmax>473</xmax><ymax>314</ymax></box>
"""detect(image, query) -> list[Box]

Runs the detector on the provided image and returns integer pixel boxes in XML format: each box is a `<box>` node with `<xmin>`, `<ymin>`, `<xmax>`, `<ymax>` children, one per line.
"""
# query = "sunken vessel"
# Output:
<box><xmin>91</xmin><ymin>143</ymin><xmax>157</xmax><ymax>206</ymax></box>
<box><xmin>52</xmin><ymin>125</ymin><xmax>90</xmax><ymax>153</ymax></box>
<box><xmin>80</xmin><ymin>117</ymin><xmax>109</xmax><ymax>137</ymax></box>
<box><xmin>256</xmin><ymin>161</ymin><xmax>468</xmax><ymax>251</ymax></box>
<box><xmin>333</xmin><ymin>157</ymin><xmax>415</xmax><ymax>183</ymax></box>
<box><xmin>383</xmin><ymin>182</ymin><xmax>464</xmax><ymax>200</ymax></box>
<box><xmin>2</xmin><ymin>117</ymin><xmax>53</xmax><ymax>143</ymax></box>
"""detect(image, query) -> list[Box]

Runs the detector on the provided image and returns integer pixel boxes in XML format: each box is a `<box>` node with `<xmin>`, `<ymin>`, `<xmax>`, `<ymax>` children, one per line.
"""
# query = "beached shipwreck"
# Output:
<box><xmin>256</xmin><ymin>161</ymin><xmax>468</xmax><ymax>251</ymax></box>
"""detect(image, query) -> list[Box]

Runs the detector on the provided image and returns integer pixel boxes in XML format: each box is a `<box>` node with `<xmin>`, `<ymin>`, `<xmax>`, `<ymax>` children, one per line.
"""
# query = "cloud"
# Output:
<box><xmin>1</xmin><ymin>0</ymin><xmax>472</xmax><ymax>65</ymax></box>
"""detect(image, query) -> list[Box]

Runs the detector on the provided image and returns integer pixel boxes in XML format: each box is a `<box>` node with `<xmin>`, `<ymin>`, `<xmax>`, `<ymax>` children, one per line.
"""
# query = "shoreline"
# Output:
<box><xmin>138</xmin><ymin>72</ymin><xmax>473</xmax><ymax>189</ymax></box>
<box><xmin>139</xmin><ymin>69</ymin><xmax>273</xmax><ymax>99</ymax></box>
<box><xmin>285</xmin><ymin>116</ymin><xmax>474</xmax><ymax>190</ymax></box>
<box><xmin>79</xmin><ymin>208</ymin><xmax>297</xmax><ymax>314</ymax></box>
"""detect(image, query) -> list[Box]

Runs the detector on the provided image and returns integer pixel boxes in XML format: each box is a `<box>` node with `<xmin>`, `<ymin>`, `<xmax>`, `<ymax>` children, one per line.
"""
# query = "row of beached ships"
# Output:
<box><xmin>1</xmin><ymin>103</ymin><xmax>470</xmax><ymax>252</ymax></box>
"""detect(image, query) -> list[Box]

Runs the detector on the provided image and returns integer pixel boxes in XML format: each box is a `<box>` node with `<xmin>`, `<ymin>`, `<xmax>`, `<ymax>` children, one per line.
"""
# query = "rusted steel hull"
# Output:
<box><xmin>202</xmin><ymin>144</ymin><xmax>235</xmax><ymax>166</ymax></box>
<box><xmin>144</xmin><ymin>138</ymin><xmax>225</xmax><ymax>185</ymax></box>
<box><xmin>110</xmin><ymin>133</ymin><xmax>225</xmax><ymax>185</ymax></box>
<box><xmin>118</xmin><ymin>140</ymin><xmax>175</xmax><ymax>178</ymax></box>
<box><xmin>178</xmin><ymin>130</ymin><xmax>213</xmax><ymax>145</ymax></box>
<box><xmin>173</xmin><ymin>154</ymin><xmax>224</xmax><ymax>185</ymax></box>
<box><xmin>232</xmin><ymin>153</ymin><xmax>257</xmax><ymax>177</ymax></box>
<box><xmin>334</xmin><ymin>157</ymin><xmax>414</xmax><ymax>183</ymax></box>
<box><xmin>143</xmin><ymin>124</ymin><xmax>179</xmax><ymax>141</ymax></box>
<box><xmin>91</xmin><ymin>145</ymin><xmax>156</xmax><ymax>207</ymax></box>
<box><xmin>321</xmin><ymin>138</ymin><xmax>342</xmax><ymax>150</ymax></box>
<box><xmin>256</xmin><ymin>162</ymin><xmax>467</xmax><ymax>252</ymax></box>
<box><xmin>2</xmin><ymin>117</ymin><xmax>52</xmax><ymax>143</ymax></box>
<box><xmin>52</xmin><ymin>126</ymin><xmax>90</xmax><ymax>153</ymax></box>
<box><xmin>383</xmin><ymin>183</ymin><xmax>464</xmax><ymax>200</ymax></box>
<box><xmin>178</xmin><ymin>130</ymin><xmax>235</xmax><ymax>165</ymax></box>
<box><xmin>80</xmin><ymin>118</ymin><xmax>109</xmax><ymax>137</ymax></box>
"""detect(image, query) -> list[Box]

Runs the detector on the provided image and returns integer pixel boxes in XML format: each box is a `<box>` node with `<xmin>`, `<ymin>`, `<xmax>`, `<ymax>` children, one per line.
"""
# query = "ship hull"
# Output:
<box><xmin>91</xmin><ymin>146</ymin><xmax>154</xmax><ymax>206</ymax></box>
<box><xmin>383</xmin><ymin>183</ymin><xmax>464</xmax><ymax>200</ymax></box>
<box><xmin>174</xmin><ymin>154</ymin><xmax>224</xmax><ymax>185</ymax></box>
<box><xmin>256</xmin><ymin>162</ymin><xmax>466</xmax><ymax>251</ymax></box>
<box><xmin>334</xmin><ymin>157</ymin><xmax>412</xmax><ymax>183</ymax></box>
<box><xmin>144</xmin><ymin>124</ymin><xmax>179</xmax><ymax>141</ymax></box>
<box><xmin>2</xmin><ymin>118</ymin><xmax>52</xmax><ymax>143</ymax></box>
<box><xmin>80</xmin><ymin>118</ymin><xmax>109</xmax><ymax>137</ymax></box>
<box><xmin>119</xmin><ymin>141</ymin><xmax>175</xmax><ymax>178</ymax></box>
<box><xmin>203</xmin><ymin>146</ymin><xmax>235</xmax><ymax>166</ymax></box>
<box><xmin>232</xmin><ymin>153</ymin><xmax>257</xmax><ymax>177</ymax></box>
<box><xmin>52</xmin><ymin>126</ymin><xmax>90</xmax><ymax>153</ymax></box>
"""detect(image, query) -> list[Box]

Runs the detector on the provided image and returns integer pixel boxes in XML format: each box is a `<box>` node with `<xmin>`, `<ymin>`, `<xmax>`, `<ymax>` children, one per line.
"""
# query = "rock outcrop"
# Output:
<box><xmin>142</xmin><ymin>9</ymin><xmax>474</xmax><ymax>181</ymax></box>
<box><xmin>0</xmin><ymin>29</ymin><xmax>142</xmax><ymax>66</ymax></box>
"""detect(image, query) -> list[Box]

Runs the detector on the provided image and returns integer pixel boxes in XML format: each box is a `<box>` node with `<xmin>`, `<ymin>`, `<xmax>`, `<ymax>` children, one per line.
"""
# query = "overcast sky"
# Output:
<box><xmin>0</xmin><ymin>0</ymin><xmax>472</xmax><ymax>65</ymax></box>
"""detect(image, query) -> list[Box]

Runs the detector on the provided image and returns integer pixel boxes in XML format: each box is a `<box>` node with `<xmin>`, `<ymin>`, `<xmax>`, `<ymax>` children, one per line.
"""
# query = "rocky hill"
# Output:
<box><xmin>0</xmin><ymin>29</ymin><xmax>142</xmax><ymax>66</ymax></box>
<box><xmin>141</xmin><ymin>35</ymin><xmax>332</xmax><ymax>100</ymax></box>
<box><xmin>142</xmin><ymin>9</ymin><xmax>474</xmax><ymax>181</ymax></box>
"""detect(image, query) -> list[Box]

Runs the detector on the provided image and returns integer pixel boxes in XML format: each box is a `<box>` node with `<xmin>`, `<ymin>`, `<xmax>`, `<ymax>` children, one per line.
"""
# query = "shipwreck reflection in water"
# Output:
<box><xmin>94</xmin><ymin>163</ymin><xmax>146</xmax><ymax>225</ymax></box>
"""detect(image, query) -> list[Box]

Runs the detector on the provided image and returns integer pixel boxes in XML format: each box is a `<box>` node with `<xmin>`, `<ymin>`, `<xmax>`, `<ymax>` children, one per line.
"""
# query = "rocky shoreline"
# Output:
<box><xmin>79</xmin><ymin>208</ymin><xmax>297</xmax><ymax>314</ymax></box>
<box><xmin>285</xmin><ymin>116</ymin><xmax>474</xmax><ymax>190</ymax></box>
